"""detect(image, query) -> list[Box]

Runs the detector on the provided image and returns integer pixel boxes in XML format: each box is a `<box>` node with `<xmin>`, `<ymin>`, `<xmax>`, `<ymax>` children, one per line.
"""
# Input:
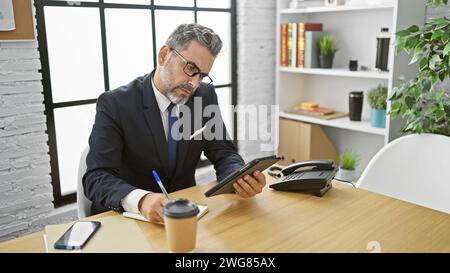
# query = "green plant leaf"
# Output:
<box><xmin>443</xmin><ymin>43</ymin><xmax>450</xmax><ymax>56</ymax></box>
<box><xmin>434</xmin><ymin>20</ymin><xmax>449</xmax><ymax>30</ymax></box>
<box><xmin>423</xmin><ymin>78</ymin><xmax>432</xmax><ymax>91</ymax></box>
<box><xmin>436</xmin><ymin>108</ymin><xmax>445</xmax><ymax>120</ymax></box>
<box><xmin>396</xmin><ymin>29</ymin><xmax>411</xmax><ymax>37</ymax></box>
<box><xmin>439</xmin><ymin>70</ymin><xmax>446</xmax><ymax>81</ymax></box>
<box><xmin>405</xmin><ymin>96</ymin><xmax>415</xmax><ymax>108</ymax></box>
<box><xmin>414</xmin><ymin>87</ymin><xmax>422</xmax><ymax>99</ymax></box>
<box><xmin>431</xmin><ymin>30</ymin><xmax>444</xmax><ymax>40</ymax></box>
<box><xmin>407</xmin><ymin>25</ymin><xmax>420</xmax><ymax>33</ymax></box>
<box><xmin>410</xmin><ymin>47</ymin><xmax>423</xmax><ymax>64</ymax></box>
<box><xmin>423</xmin><ymin>32</ymin><xmax>432</xmax><ymax>40</ymax></box>
<box><xmin>428</xmin><ymin>104</ymin><xmax>438</xmax><ymax>113</ymax></box>
<box><xmin>419</xmin><ymin>57</ymin><xmax>428</xmax><ymax>71</ymax></box>
<box><xmin>429</xmin><ymin>54</ymin><xmax>442</xmax><ymax>70</ymax></box>
<box><xmin>431</xmin><ymin>17</ymin><xmax>448</xmax><ymax>26</ymax></box>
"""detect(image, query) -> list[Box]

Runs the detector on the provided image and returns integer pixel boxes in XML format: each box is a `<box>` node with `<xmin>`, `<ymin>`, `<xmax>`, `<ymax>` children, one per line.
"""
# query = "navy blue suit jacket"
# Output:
<box><xmin>83</xmin><ymin>73</ymin><xmax>244</xmax><ymax>214</ymax></box>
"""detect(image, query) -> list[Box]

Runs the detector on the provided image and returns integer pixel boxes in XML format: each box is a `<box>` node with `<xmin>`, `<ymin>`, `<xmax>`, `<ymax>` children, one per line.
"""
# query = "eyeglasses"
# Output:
<box><xmin>171</xmin><ymin>48</ymin><xmax>213</xmax><ymax>86</ymax></box>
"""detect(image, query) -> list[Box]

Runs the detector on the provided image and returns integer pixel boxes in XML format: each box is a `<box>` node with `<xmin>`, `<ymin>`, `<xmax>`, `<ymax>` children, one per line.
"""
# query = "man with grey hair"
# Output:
<box><xmin>84</xmin><ymin>23</ymin><xmax>267</xmax><ymax>222</ymax></box>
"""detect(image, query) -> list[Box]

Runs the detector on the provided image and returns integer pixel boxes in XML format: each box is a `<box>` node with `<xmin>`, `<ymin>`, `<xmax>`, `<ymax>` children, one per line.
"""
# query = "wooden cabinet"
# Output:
<box><xmin>278</xmin><ymin>118</ymin><xmax>338</xmax><ymax>165</ymax></box>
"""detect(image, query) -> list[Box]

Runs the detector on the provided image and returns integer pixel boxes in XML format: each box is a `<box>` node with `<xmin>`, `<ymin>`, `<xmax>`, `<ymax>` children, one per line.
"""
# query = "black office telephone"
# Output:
<box><xmin>269</xmin><ymin>160</ymin><xmax>338</xmax><ymax>197</ymax></box>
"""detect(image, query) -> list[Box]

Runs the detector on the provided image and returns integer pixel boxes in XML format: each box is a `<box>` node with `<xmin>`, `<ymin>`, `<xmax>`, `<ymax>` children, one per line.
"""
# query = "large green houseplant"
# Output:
<box><xmin>391</xmin><ymin>0</ymin><xmax>450</xmax><ymax>135</ymax></box>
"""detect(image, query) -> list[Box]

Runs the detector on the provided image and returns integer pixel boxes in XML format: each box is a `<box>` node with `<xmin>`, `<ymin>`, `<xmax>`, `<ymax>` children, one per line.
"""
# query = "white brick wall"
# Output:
<box><xmin>0</xmin><ymin>1</ymin><xmax>55</xmax><ymax>242</ymax></box>
<box><xmin>237</xmin><ymin>0</ymin><xmax>277</xmax><ymax>161</ymax></box>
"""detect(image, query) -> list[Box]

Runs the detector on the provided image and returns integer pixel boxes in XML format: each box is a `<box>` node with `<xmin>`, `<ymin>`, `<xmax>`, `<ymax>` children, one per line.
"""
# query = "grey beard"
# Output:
<box><xmin>166</xmin><ymin>89</ymin><xmax>188</xmax><ymax>105</ymax></box>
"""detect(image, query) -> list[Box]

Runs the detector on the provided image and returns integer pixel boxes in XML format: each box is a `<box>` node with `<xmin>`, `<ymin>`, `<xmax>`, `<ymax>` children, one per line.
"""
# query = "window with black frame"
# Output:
<box><xmin>36</xmin><ymin>0</ymin><xmax>237</xmax><ymax>207</ymax></box>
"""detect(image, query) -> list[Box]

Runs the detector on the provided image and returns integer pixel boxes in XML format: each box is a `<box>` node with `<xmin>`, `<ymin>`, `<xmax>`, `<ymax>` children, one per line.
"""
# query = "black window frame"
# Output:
<box><xmin>35</xmin><ymin>0</ymin><xmax>238</xmax><ymax>207</ymax></box>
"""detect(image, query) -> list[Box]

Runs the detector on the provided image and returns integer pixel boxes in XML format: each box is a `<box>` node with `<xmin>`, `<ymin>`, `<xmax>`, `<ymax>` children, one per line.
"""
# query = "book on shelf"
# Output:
<box><xmin>292</xmin><ymin>102</ymin><xmax>337</xmax><ymax>116</ymax></box>
<box><xmin>288</xmin><ymin>109</ymin><xmax>349</xmax><ymax>120</ymax></box>
<box><xmin>297</xmin><ymin>23</ymin><xmax>322</xmax><ymax>68</ymax></box>
<box><xmin>291</xmin><ymin>23</ymin><xmax>297</xmax><ymax>68</ymax></box>
<box><xmin>304</xmin><ymin>31</ymin><xmax>324</xmax><ymax>68</ymax></box>
<box><xmin>287</xmin><ymin>23</ymin><xmax>293</xmax><ymax>67</ymax></box>
<box><xmin>296</xmin><ymin>107</ymin><xmax>335</xmax><ymax>116</ymax></box>
<box><xmin>280</xmin><ymin>22</ymin><xmax>322</xmax><ymax>68</ymax></box>
<box><xmin>280</xmin><ymin>24</ymin><xmax>287</xmax><ymax>66</ymax></box>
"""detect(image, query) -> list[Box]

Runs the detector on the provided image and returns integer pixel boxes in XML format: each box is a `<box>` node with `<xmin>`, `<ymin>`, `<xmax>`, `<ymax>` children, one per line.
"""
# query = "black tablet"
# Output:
<box><xmin>204</xmin><ymin>155</ymin><xmax>281</xmax><ymax>197</ymax></box>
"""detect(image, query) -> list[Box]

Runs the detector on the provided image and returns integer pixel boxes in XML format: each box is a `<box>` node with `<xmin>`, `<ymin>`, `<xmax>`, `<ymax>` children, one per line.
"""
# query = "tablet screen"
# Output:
<box><xmin>204</xmin><ymin>155</ymin><xmax>281</xmax><ymax>197</ymax></box>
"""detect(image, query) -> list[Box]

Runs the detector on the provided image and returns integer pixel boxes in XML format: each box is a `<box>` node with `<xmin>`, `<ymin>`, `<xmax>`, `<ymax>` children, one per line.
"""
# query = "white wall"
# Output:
<box><xmin>237</xmin><ymin>0</ymin><xmax>277</xmax><ymax>160</ymax></box>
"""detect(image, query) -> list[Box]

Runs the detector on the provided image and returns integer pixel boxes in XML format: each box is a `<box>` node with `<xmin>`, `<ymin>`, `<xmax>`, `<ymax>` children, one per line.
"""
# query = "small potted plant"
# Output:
<box><xmin>317</xmin><ymin>34</ymin><xmax>337</xmax><ymax>69</ymax></box>
<box><xmin>367</xmin><ymin>84</ymin><xmax>388</xmax><ymax>128</ymax></box>
<box><xmin>335</xmin><ymin>151</ymin><xmax>359</xmax><ymax>183</ymax></box>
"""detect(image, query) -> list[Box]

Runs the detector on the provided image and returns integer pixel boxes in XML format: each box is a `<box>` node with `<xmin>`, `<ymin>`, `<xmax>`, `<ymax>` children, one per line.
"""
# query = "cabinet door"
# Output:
<box><xmin>278</xmin><ymin>118</ymin><xmax>337</xmax><ymax>165</ymax></box>
<box><xmin>278</xmin><ymin>118</ymin><xmax>311</xmax><ymax>164</ymax></box>
<box><xmin>279</xmin><ymin>118</ymin><xmax>296</xmax><ymax>164</ymax></box>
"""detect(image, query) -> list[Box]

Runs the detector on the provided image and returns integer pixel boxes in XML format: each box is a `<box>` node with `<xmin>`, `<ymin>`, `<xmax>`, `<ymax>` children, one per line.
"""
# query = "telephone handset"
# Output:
<box><xmin>269</xmin><ymin>159</ymin><xmax>338</xmax><ymax>197</ymax></box>
<box><xmin>280</xmin><ymin>160</ymin><xmax>335</xmax><ymax>176</ymax></box>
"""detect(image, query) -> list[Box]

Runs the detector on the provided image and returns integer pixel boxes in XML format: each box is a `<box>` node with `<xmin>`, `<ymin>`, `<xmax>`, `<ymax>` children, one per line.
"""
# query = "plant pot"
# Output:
<box><xmin>319</xmin><ymin>55</ymin><xmax>334</xmax><ymax>68</ymax></box>
<box><xmin>371</xmin><ymin>108</ymin><xmax>386</xmax><ymax>128</ymax></box>
<box><xmin>335</xmin><ymin>167</ymin><xmax>356</xmax><ymax>182</ymax></box>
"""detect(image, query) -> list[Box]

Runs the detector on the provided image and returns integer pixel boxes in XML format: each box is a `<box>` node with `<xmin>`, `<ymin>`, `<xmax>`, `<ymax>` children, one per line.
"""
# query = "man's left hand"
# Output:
<box><xmin>233</xmin><ymin>170</ymin><xmax>266</xmax><ymax>198</ymax></box>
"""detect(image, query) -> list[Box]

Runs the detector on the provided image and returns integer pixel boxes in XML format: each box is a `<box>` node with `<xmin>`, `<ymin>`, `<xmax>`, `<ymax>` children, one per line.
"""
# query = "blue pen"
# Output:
<box><xmin>152</xmin><ymin>170</ymin><xmax>170</xmax><ymax>199</ymax></box>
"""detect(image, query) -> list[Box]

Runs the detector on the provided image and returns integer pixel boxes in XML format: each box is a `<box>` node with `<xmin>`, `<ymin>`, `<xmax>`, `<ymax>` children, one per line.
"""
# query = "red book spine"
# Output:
<box><xmin>281</xmin><ymin>24</ymin><xmax>287</xmax><ymax>67</ymax></box>
<box><xmin>304</xmin><ymin>23</ymin><xmax>323</xmax><ymax>32</ymax></box>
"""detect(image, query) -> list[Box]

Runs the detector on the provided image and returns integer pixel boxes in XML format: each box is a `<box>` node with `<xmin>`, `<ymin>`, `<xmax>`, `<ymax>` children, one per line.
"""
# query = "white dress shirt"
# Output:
<box><xmin>120</xmin><ymin>76</ymin><xmax>174</xmax><ymax>214</ymax></box>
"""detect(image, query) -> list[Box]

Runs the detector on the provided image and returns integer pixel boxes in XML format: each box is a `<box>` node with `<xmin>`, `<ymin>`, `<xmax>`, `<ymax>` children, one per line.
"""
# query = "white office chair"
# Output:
<box><xmin>355</xmin><ymin>133</ymin><xmax>450</xmax><ymax>214</ymax></box>
<box><xmin>77</xmin><ymin>146</ymin><xmax>92</xmax><ymax>219</ymax></box>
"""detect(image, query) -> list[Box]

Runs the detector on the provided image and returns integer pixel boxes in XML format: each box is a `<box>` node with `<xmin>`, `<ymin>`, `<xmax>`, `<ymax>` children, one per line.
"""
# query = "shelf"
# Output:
<box><xmin>279</xmin><ymin>67</ymin><xmax>390</xmax><ymax>80</ymax></box>
<box><xmin>279</xmin><ymin>111</ymin><xmax>386</xmax><ymax>136</ymax></box>
<box><xmin>280</xmin><ymin>4</ymin><xmax>394</xmax><ymax>14</ymax></box>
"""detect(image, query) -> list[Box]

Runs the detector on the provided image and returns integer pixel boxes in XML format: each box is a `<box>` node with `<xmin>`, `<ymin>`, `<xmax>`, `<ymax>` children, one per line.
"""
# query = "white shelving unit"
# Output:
<box><xmin>280</xmin><ymin>3</ymin><xmax>395</xmax><ymax>14</ymax></box>
<box><xmin>276</xmin><ymin>0</ymin><xmax>426</xmax><ymax>171</ymax></box>
<box><xmin>278</xmin><ymin>67</ymin><xmax>390</xmax><ymax>79</ymax></box>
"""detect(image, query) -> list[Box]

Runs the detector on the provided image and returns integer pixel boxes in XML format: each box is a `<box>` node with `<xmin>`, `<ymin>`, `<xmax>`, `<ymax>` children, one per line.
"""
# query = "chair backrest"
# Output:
<box><xmin>77</xmin><ymin>146</ymin><xmax>92</xmax><ymax>219</ymax></box>
<box><xmin>356</xmin><ymin>133</ymin><xmax>450</xmax><ymax>214</ymax></box>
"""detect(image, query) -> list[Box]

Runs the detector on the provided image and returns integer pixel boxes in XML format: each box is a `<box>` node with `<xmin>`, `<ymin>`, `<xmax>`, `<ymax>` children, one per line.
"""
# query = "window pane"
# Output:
<box><xmin>105</xmin><ymin>9</ymin><xmax>153</xmax><ymax>89</ymax></box>
<box><xmin>52</xmin><ymin>0</ymin><xmax>98</xmax><ymax>2</ymax></box>
<box><xmin>154</xmin><ymin>0</ymin><xmax>194</xmax><ymax>7</ymax></box>
<box><xmin>197</xmin><ymin>12</ymin><xmax>231</xmax><ymax>85</ymax></box>
<box><xmin>104</xmin><ymin>0</ymin><xmax>150</xmax><ymax>4</ymax></box>
<box><xmin>154</xmin><ymin>10</ymin><xmax>195</xmax><ymax>51</ymax></box>
<box><xmin>44</xmin><ymin>7</ymin><xmax>104</xmax><ymax>103</ymax></box>
<box><xmin>197</xmin><ymin>0</ymin><xmax>230</xmax><ymax>9</ymax></box>
<box><xmin>54</xmin><ymin>104</ymin><xmax>96</xmax><ymax>195</ymax></box>
<box><xmin>216</xmin><ymin>87</ymin><xmax>233</xmax><ymax>138</ymax></box>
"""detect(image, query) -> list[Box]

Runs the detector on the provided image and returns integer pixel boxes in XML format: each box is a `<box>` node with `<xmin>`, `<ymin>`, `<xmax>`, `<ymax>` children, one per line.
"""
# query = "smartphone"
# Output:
<box><xmin>54</xmin><ymin>221</ymin><xmax>101</xmax><ymax>250</ymax></box>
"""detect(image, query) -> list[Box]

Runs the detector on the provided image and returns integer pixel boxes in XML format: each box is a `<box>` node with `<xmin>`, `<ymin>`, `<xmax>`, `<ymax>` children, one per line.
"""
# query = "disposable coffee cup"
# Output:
<box><xmin>163</xmin><ymin>198</ymin><xmax>199</xmax><ymax>253</ymax></box>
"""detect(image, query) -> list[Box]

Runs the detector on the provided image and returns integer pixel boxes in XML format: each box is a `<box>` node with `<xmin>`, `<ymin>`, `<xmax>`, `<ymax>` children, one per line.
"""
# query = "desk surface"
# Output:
<box><xmin>1</xmin><ymin>176</ymin><xmax>450</xmax><ymax>253</ymax></box>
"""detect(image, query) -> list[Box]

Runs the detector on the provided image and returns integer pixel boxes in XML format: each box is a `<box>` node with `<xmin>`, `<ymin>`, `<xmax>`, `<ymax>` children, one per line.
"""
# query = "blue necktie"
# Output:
<box><xmin>167</xmin><ymin>103</ymin><xmax>178</xmax><ymax>173</ymax></box>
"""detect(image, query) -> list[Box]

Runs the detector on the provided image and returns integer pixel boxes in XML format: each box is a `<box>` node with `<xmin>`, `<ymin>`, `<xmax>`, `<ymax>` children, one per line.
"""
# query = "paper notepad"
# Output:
<box><xmin>123</xmin><ymin>204</ymin><xmax>208</xmax><ymax>224</ymax></box>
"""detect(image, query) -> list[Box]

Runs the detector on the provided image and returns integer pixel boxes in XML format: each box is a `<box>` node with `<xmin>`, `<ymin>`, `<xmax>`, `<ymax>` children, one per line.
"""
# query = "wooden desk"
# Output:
<box><xmin>1</xmin><ymin>176</ymin><xmax>450</xmax><ymax>253</ymax></box>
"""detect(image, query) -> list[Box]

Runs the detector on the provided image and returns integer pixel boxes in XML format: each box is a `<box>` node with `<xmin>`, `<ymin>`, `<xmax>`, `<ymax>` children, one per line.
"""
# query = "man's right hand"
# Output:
<box><xmin>138</xmin><ymin>193</ymin><xmax>170</xmax><ymax>223</ymax></box>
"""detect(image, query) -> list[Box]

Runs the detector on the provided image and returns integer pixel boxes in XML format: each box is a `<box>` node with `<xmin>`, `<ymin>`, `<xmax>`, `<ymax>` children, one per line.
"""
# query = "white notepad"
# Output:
<box><xmin>123</xmin><ymin>204</ymin><xmax>208</xmax><ymax>225</ymax></box>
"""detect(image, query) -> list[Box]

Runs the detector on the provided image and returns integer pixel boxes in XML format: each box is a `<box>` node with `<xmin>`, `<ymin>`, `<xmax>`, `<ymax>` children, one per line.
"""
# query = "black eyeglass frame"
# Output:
<box><xmin>170</xmin><ymin>47</ymin><xmax>213</xmax><ymax>86</ymax></box>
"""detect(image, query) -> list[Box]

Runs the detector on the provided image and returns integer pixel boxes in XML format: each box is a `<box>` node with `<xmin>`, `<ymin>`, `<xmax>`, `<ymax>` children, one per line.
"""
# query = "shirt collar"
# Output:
<box><xmin>151</xmin><ymin>75</ymin><xmax>172</xmax><ymax>113</ymax></box>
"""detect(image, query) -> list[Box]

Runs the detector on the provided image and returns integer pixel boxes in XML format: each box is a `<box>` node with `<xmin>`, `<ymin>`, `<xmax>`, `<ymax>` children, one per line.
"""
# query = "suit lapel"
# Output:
<box><xmin>142</xmin><ymin>72</ymin><xmax>170</xmax><ymax>177</ymax></box>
